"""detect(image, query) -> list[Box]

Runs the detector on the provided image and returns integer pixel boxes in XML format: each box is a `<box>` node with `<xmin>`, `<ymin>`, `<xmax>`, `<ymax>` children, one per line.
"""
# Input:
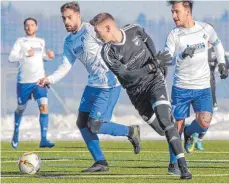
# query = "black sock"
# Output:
<box><xmin>128</xmin><ymin>126</ymin><xmax>134</xmax><ymax>137</ymax></box>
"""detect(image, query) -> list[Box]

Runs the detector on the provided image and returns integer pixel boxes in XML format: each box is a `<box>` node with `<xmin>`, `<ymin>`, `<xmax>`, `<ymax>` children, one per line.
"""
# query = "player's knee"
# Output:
<box><xmin>87</xmin><ymin>117</ymin><xmax>103</xmax><ymax>133</ymax></box>
<box><xmin>165</xmin><ymin>125</ymin><xmax>179</xmax><ymax>143</ymax></box>
<box><xmin>147</xmin><ymin>114</ymin><xmax>165</xmax><ymax>136</ymax></box>
<box><xmin>39</xmin><ymin>104</ymin><xmax>48</xmax><ymax>114</ymax></box>
<box><xmin>154</xmin><ymin>104</ymin><xmax>175</xmax><ymax>131</ymax></box>
<box><xmin>196</xmin><ymin>112</ymin><xmax>212</xmax><ymax>129</ymax></box>
<box><xmin>16</xmin><ymin>104</ymin><xmax>27</xmax><ymax>114</ymax></box>
<box><xmin>76</xmin><ymin>111</ymin><xmax>89</xmax><ymax>129</ymax></box>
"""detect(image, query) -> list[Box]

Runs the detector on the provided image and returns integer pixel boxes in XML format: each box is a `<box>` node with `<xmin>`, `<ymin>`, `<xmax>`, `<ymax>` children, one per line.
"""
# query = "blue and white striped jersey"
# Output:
<box><xmin>48</xmin><ymin>22</ymin><xmax>119</xmax><ymax>88</ymax></box>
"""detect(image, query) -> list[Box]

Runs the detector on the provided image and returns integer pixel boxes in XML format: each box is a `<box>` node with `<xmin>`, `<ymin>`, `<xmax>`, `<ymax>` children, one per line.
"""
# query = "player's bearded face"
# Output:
<box><xmin>171</xmin><ymin>3</ymin><xmax>189</xmax><ymax>27</ymax></box>
<box><xmin>62</xmin><ymin>9</ymin><xmax>81</xmax><ymax>33</ymax></box>
<box><xmin>24</xmin><ymin>20</ymin><xmax>37</xmax><ymax>36</ymax></box>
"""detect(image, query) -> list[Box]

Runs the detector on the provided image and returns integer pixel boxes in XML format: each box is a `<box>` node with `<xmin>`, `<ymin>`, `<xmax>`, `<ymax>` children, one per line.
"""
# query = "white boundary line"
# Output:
<box><xmin>2</xmin><ymin>174</ymin><xmax>229</xmax><ymax>179</ymax></box>
<box><xmin>2</xmin><ymin>159</ymin><xmax>229</xmax><ymax>163</ymax></box>
<box><xmin>2</xmin><ymin>150</ymin><xmax>229</xmax><ymax>154</ymax></box>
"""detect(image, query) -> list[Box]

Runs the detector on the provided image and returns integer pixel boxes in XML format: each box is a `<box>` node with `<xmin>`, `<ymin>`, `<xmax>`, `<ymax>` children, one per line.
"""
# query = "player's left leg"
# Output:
<box><xmin>12</xmin><ymin>83</ymin><xmax>34</xmax><ymax>148</ymax></box>
<box><xmin>184</xmin><ymin>88</ymin><xmax>213</xmax><ymax>153</ymax></box>
<box><xmin>89</xmin><ymin>86</ymin><xmax>141</xmax><ymax>154</ymax></box>
<box><xmin>34</xmin><ymin>84</ymin><xmax>55</xmax><ymax>148</ymax></box>
<box><xmin>151</xmin><ymin>85</ymin><xmax>192</xmax><ymax>179</ymax></box>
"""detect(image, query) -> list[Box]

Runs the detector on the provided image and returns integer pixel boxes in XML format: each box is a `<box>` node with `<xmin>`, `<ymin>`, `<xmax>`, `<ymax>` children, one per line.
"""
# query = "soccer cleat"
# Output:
<box><xmin>39</xmin><ymin>139</ymin><xmax>55</xmax><ymax>148</ymax></box>
<box><xmin>180</xmin><ymin>166</ymin><xmax>192</xmax><ymax>179</ymax></box>
<box><xmin>81</xmin><ymin>161</ymin><xmax>109</xmax><ymax>172</ymax></box>
<box><xmin>183</xmin><ymin>127</ymin><xmax>194</xmax><ymax>154</ymax></box>
<box><xmin>195</xmin><ymin>141</ymin><xmax>204</xmax><ymax>151</ymax></box>
<box><xmin>128</xmin><ymin>125</ymin><xmax>141</xmax><ymax>154</ymax></box>
<box><xmin>168</xmin><ymin>163</ymin><xmax>179</xmax><ymax>175</ymax></box>
<box><xmin>11</xmin><ymin>131</ymin><xmax>19</xmax><ymax>148</ymax></box>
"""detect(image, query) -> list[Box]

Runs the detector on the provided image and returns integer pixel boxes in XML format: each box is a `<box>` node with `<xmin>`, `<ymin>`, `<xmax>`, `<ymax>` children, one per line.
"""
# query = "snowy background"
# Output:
<box><xmin>1</xmin><ymin>1</ymin><xmax>229</xmax><ymax>141</ymax></box>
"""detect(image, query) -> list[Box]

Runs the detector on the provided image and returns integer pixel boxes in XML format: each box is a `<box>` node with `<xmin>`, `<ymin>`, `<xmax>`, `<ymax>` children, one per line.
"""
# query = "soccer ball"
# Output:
<box><xmin>18</xmin><ymin>152</ymin><xmax>41</xmax><ymax>174</ymax></box>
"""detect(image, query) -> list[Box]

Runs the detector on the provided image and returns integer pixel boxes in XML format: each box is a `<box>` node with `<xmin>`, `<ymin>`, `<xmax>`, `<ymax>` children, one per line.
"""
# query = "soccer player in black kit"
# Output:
<box><xmin>90</xmin><ymin>13</ymin><xmax>192</xmax><ymax>179</ymax></box>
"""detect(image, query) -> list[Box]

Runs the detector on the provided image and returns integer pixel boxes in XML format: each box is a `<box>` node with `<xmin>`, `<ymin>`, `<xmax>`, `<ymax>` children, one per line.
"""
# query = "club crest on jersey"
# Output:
<box><xmin>142</xmin><ymin>115</ymin><xmax>149</xmax><ymax>121</ymax></box>
<box><xmin>132</xmin><ymin>36</ymin><xmax>141</xmax><ymax>46</ymax></box>
<box><xmin>203</xmin><ymin>34</ymin><xmax>207</xmax><ymax>39</ymax></box>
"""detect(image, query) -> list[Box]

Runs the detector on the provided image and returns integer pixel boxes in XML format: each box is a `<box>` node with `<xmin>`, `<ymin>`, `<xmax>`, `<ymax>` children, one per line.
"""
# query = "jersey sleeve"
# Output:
<box><xmin>136</xmin><ymin>26</ymin><xmax>157</xmax><ymax>58</ymax></box>
<box><xmin>207</xmin><ymin>24</ymin><xmax>226</xmax><ymax>64</ymax></box>
<box><xmin>101</xmin><ymin>44</ymin><xmax>156</xmax><ymax>83</ymax></box>
<box><xmin>42</xmin><ymin>40</ymin><xmax>51</xmax><ymax>61</ymax></box>
<box><xmin>8</xmin><ymin>38</ymin><xmax>25</xmax><ymax>62</ymax></box>
<box><xmin>164</xmin><ymin>31</ymin><xmax>178</xmax><ymax>66</ymax></box>
<box><xmin>47</xmin><ymin>41</ymin><xmax>76</xmax><ymax>84</ymax></box>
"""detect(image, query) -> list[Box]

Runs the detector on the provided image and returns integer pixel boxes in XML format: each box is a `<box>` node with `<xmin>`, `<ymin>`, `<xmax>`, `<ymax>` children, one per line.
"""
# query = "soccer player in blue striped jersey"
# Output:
<box><xmin>8</xmin><ymin>17</ymin><xmax>55</xmax><ymax>148</ymax></box>
<box><xmin>165</xmin><ymin>1</ymin><xmax>228</xmax><ymax>174</ymax></box>
<box><xmin>37</xmin><ymin>2</ymin><xmax>141</xmax><ymax>172</ymax></box>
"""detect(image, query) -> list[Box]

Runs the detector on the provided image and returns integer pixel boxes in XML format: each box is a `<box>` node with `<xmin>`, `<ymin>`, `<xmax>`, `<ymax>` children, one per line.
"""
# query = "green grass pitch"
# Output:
<box><xmin>1</xmin><ymin>140</ymin><xmax>229</xmax><ymax>183</ymax></box>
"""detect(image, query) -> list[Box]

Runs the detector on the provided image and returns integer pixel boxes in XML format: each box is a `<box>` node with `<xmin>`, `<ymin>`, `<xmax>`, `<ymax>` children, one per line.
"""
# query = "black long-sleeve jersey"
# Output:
<box><xmin>101</xmin><ymin>24</ymin><xmax>164</xmax><ymax>90</ymax></box>
<box><xmin>101</xmin><ymin>24</ymin><xmax>166</xmax><ymax>114</ymax></box>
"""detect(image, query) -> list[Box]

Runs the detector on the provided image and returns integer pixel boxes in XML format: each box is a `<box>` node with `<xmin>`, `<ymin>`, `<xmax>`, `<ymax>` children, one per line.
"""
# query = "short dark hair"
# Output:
<box><xmin>90</xmin><ymin>13</ymin><xmax>115</xmax><ymax>26</ymax></box>
<box><xmin>24</xmin><ymin>17</ymin><xmax>37</xmax><ymax>25</ymax></box>
<box><xmin>60</xmin><ymin>1</ymin><xmax>80</xmax><ymax>13</ymax></box>
<box><xmin>167</xmin><ymin>0</ymin><xmax>194</xmax><ymax>13</ymax></box>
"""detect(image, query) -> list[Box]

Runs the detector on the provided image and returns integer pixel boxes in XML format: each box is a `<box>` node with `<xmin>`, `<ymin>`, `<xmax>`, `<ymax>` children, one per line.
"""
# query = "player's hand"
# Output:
<box><xmin>160</xmin><ymin>66</ymin><xmax>168</xmax><ymax>77</ymax></box>
<box><xmin>37</xmin><ymin>77</ymin><xmax>51</xmax><ymax>88</ymax></box>
<box><xmin>27</xmin><ymin>48</ymin><xmax>35</xmax><ymax>57</ymax></box>
<box><xmin>218</xmin><ymin>63</ymin><xmax>228</xmax><ymax>79</ymax></box>
<box><xmin>182</xmin><ymin>47</ymin><xmax>195</xmax><ymax>59</ymax></box>
<box><xmin>46</xmin><ymin>50</ymin><xmax>55</xmax><ymax>59</ymax></box>
<box><xmin>155</xmin><ymin>51</ymin><xmax>172</xmax><ymax>67</ymax></box>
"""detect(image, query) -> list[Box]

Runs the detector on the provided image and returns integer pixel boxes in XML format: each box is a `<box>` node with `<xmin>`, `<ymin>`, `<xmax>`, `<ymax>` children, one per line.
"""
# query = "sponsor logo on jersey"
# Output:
<box><xmin>188</xmin><ymin>42</ymin><xmax>206</xmax><ymax>53</ymax></box>
<box><xmin>203</xmin><ymin>34</ymin><xmax>208</xmax><ymax>39</ymax></box>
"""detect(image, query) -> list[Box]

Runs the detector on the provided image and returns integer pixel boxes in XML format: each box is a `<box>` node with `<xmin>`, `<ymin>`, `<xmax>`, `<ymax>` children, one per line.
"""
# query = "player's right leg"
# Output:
<box><xmin>168</xmin><ymin>119</ymin><xmax>184</xmax><ymax>175</ymax></box>
<box><xmin>11</xmin><ymin>83</ymin><xmax>33</xmax><ymax>148</ymax></box>
<box><xmin>166</xmin><ymin>86</ymin><xmax>192</xmax><ymax>174</ymax></box>
<box><xmin>77</xmin><ymin>86</ymin><xmax>108</xmax><ymax>172</ymax></box>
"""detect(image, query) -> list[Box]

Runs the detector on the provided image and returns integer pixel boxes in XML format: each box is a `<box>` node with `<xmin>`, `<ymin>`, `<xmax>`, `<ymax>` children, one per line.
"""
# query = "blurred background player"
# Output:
<box><xmin>90</xmin><ymin>12</ymin><xmax>192</xmax><ymax>179</ymax></box>
<box><xmin>37</xmin><ymin>2</ymin><xmax>140</xmax><ymax>172</ymax></box>
<box><xmin>8</xmin><ymin>17</ymin><xmax>55</xmax><ymax>148</ymax></box>
<box><xmin>165</xmin><ymin>0</ymin><xmax>228</xmax><ymax>174</ymax></box>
